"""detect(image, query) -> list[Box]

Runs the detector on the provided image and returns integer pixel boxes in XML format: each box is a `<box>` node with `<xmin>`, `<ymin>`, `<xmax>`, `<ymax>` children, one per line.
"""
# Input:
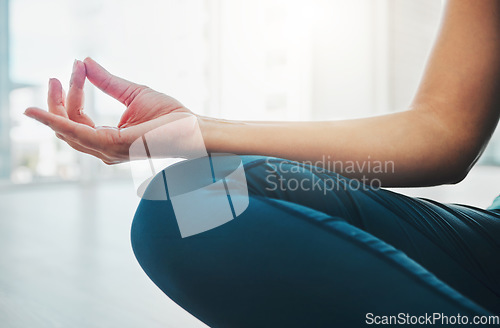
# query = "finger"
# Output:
<box><xmin>25</xmin><ymin>107</ymin><xmax>101</xmax><ymax>148</ymax></box>
<box><xmin>62</xmin><ymin>86</ymin><xmax>66</xmax><ymax>101</ymax></box>
<box><xmin>47</xmin><ymin>78</ymin><xmax>68</xmax><ymax>118</ymax></box>
<box><xmin>83</xmin><ymin>57</ymin><xmax>144</xmax><ymax>106</ymax></box>
<box><xmin>66</xmin><ymin>59</ymin><xmax>95</xmax><ymax>126</ymax></box>
<box><xmin>55</xmin><ymin>133</ymin><xmax>116</xmax><ymax>163</ymax></box>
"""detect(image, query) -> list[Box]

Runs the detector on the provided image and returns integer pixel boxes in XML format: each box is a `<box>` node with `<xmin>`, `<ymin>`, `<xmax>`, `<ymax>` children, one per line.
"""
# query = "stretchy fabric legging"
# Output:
<box><xmin>131</xmin><ymin>156</ymin><xmax>500</xmax><ymax>327</ymax></box>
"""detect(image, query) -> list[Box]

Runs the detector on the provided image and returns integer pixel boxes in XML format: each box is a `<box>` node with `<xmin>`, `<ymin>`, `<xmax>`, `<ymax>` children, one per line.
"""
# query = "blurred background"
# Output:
<box><xmin>0</xmin><ymin>0</ymin><xmax>499</xmax><ymax>327</ymax></box>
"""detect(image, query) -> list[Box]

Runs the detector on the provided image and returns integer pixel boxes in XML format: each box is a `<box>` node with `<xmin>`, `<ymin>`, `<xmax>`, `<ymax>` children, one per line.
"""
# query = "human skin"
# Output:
<box><xmin>25</xmin><ymin>0</ymin><xmax>500</xmax><ymax>187</ymax></box>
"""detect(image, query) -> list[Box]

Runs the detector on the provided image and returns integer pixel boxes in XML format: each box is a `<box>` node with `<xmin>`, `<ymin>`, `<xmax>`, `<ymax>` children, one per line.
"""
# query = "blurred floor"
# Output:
<box><xmin>0</xmin><ymin>180</ymin><xmax>206</xmax><ymax>328</ymax></box>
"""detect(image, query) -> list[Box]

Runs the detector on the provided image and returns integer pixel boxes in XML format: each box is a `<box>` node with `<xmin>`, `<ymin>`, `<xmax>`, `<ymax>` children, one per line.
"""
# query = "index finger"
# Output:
<box><xmin>83</xmin><ymin>57</ymin><xmax>144</xmax><ymax>106</ymax></box>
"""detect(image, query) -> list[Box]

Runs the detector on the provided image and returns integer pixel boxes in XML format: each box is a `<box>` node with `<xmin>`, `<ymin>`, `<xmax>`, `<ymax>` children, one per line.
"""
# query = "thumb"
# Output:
<box><xmin>83</xmin><ymin>57</ymin><xmax>144</xmax><ymax>106</ymax></box>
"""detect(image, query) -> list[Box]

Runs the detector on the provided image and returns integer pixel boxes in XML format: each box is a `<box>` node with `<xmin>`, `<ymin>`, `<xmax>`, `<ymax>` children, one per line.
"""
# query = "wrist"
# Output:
<box><xmin>197</xmin><ymin>115</ymin><xmax>249</xmax><ymax>155</ymax></box>
<box><xmin>197</xmin><ymin>115</ymin><xmax>218</xmax><ymax>153</ymax></box>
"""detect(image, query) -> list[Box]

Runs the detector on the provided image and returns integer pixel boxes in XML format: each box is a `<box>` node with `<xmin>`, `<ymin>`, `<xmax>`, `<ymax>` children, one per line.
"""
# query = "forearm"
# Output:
<box><xmin>198</xmin><ymin>107</ymin><xmax>463</xmax><ymax>187</ymax></box>
<box><xmin>199</xmin><ymin>0</ymin><xmax>500</xmax><ymax>188</ymax></box>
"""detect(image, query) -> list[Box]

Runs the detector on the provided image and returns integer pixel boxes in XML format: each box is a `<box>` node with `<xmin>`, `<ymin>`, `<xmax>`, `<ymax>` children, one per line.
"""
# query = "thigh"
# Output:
<box><xmin>131</xmin><ymin>192</ymin><xmax>491</xmax><ymax>328</ymax></box>
<box><xmin>241</xmin><ymin>156</ymin><xmax>500</xmax><ymax>313</ymax></box>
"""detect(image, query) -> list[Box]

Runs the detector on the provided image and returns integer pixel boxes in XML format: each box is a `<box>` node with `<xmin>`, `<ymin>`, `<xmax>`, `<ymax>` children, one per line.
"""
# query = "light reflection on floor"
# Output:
<box><xmin>0</xmin><ymin>180</ymin><xmax>206</xmax><ymax>328</ymax></box>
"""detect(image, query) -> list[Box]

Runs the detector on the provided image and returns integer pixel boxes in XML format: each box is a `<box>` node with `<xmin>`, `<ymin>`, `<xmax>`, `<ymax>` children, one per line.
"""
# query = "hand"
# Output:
<box><xmin>24</xmin><ymin>58</ymin><xmax>201</xmax><ymax>164</ymax></box>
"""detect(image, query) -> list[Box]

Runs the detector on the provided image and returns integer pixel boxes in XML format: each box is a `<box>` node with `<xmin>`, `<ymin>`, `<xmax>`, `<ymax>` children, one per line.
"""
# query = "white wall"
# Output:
<box><xmin>311</xmin><ymin>0</ymin><xmax>381</xmax><ymax>120</ymax></box>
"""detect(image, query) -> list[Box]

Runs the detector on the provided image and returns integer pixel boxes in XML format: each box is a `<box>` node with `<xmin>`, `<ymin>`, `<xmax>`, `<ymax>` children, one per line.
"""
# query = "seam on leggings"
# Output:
<box><xmin>251</xmin><ymin>194</ymin><xmax>491</xmax><ymax>315</ymax></box>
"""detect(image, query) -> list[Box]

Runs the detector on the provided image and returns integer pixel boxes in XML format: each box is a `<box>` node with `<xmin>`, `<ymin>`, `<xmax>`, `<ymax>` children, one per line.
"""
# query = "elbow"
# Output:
<box><xmin>413</xmin><ymin>156</ymin><xmax>471</xmax><ymax>186</ymax></box>
<box><xmin>447</xmin><ymin>166</ymin><xmax>470</xmax><ymax>185</ymax></box>
<box><xmin>440</xmin><ymin>149</ymin><xmax>479</xmax><ymax>185</ymax></box>
<box><xmin>416</xmin><ymin>111</ymin><xmax>484</xmax><ymax>185</ymax></box>
<box><xmin>432</xmin><ymin>164</ymin><xmax>468</xmax><ymax>185</ymax></box>
<box><xmin>424</xmin><ymin>137</ymin><xmax>479</xmax><ymax>185</ymax></box>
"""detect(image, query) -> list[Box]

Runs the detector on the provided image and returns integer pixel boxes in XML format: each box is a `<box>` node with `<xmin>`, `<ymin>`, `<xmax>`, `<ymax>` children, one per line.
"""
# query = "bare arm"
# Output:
<box><xmin>25</xmin><ymin>0</ymin><xmax>500</xmax><ymax>187</ymax></box>
<box><xmin>199</xmin><ymin>0</ymin><xmax>500</xmax><ymax>187</ymax></box>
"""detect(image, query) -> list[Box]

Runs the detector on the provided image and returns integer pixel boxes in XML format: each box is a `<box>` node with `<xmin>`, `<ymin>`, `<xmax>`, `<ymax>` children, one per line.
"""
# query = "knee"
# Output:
<box><xmin>130</xmin><ymin>196</ymin><xmax>180</xmax><ymax>283</ymax></box>
<box><xmin>130</xmin><ymin>155</ymin><xmax>252</xmax><ymax>296</ymax></box>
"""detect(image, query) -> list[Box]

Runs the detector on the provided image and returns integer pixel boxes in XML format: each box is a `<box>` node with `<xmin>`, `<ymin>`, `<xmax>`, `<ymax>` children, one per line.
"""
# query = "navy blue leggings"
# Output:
<box><xmin>131</xmin><ymin>156</ymin><xmax>500</xmax><ymax>327</ymax></box>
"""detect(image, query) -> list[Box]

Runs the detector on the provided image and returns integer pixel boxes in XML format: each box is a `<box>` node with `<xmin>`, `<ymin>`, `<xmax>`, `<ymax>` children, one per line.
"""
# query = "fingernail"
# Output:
<box><xmin>48</xmin><ymin>79</ymin><xmax>57</xmax><ymax>96</ymax></box>
<box><xmin>24</xmin><ymin>109</ymin><xmax>34</xmax><ymax>118</ymax></box>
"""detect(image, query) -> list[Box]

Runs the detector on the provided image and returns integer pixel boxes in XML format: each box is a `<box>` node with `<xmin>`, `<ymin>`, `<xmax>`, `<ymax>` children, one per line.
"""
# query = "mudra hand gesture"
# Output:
<box><xmin>25</xmin><ymin>58</ymin><xmax>200</xmax><ymax>165</ymax></box>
